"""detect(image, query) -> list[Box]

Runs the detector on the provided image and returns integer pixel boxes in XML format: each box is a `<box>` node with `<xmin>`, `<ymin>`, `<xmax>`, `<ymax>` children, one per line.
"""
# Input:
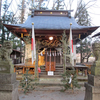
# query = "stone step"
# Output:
<box><xmin>54</xmin><ymin>72</ymin><xmax>63</xmax><ymax>75</ymax></box>
<box><xmin>40</xmin><ymin>72</ymin><xmax>63</xmax><ymax>76</ymax></box>
<box><xmin>16</xmin><ymin>74</ymin><xmax>88</xmax><ymax>87</ymax></box>
<box><xmin>39</xmin><ymin>75</ymin><xmax>62</xmax><ymax>78</ymax></box>
<box><xmin>40</xmin><ymin>67</ymin><xmax>45</xmax><ymax>70</ymax></box>
<box><xmin>33</xmin><ymin>85</ymin><xmax>85</xmax><ymax>91</ymax></box>
<box><xmin>77</xmin><ymin>77</ymin><xmax>88</xmax><ymax>81</ymax></box>
<box><xmin>55</xmin><ymin>68</ymin><xmax>63</xmax><ymax>70</ymax></box>
<box><xmin>32</xmin><ymin>82</ymin><xmax>85</xmax><ymax>87</ymax></box>
<box><xmin>41</xmin><ymin>68</ymin><xmax>63</xmax><ymax>70</ymax></box>
<box><xmin>40</xmin><ymin>70</ymin><xmax>47</xmax><ymax>73</ymax></box>
<box><xmin>32</xmin><ymin>79</ymin><xmax>85</xmax><ymax>87</ymax></box>
<box><xmin>54</xmin><ymin>70</ymin><xmax>63</xmax><ymax>72</ymax></box>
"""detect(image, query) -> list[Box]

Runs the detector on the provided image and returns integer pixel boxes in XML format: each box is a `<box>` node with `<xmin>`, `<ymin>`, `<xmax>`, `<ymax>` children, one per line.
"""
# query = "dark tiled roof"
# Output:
<box><xmin>92</xmin><ymin>32</ymin><xmax>100</xmax><ymax>37</ymax></box>
<box><xmin>15</xmin><ymin>15</ymin><xmax>95</xmax><ymax>30</ymax></box>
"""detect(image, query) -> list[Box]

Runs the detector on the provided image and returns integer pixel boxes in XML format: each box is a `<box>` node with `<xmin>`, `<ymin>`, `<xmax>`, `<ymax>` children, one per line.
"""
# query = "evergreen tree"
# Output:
<box><xmin>61</xmin><ymin>70</ymin><xmax>80</xmax><ymax>92</ymax></box>
<box><xmin>52</xmin><ymin>0</ymin><xmax>65</xmax><ymax>10</ymax></box>
<box><xmin>20</xmin><ymin>69</ymin><xmax>36</xmax><ymax>94</ymax></box>
<box><xmin>60</xmin><ymin>30</ymin><xmax>70</xmax><ymax>73</ymax></box>
<box><xmin>0</xmin><ymin>0</ymin><xmax>21</xmax><ymax>49</ymax></box>
<box><xmin>77</xmin><ymin>37</ymin><xmax>92</xmax><ymax>63</ymax></box>
<box><xmin>74</xmin><ymin>1</ymin><xmax>91</xmax><ymax>26</ymax></box>
<box><xmin>60</xmin><ymin>31</ymin><xmax>80</xmax><ymax>92</ymax></box>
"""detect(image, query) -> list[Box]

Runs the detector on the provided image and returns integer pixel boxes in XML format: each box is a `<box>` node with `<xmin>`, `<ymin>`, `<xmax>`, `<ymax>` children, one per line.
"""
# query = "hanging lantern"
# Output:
<box><xmin>49</xmin><ymin>36</ymin><xmax>53</xmax><ymax>40</ymax></box>
<box><xmin>79</xmin><ymin>34</ymin><xmax>81</xmax><ymax>39</ymax></box>
<box><xmin>21</xmin><ymin>33</ymin><xmax>23</xmax><ymax>38</ymax></box>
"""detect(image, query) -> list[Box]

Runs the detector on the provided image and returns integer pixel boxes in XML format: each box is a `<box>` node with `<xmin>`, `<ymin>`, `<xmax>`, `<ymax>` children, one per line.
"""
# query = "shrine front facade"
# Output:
<box><xmin>4</xmin><ymin>10</ymin><xmax>99</xmax><ymax>76</ymax></box>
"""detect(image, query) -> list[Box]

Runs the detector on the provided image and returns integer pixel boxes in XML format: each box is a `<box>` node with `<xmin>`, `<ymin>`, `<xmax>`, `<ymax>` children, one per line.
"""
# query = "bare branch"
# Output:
<box><xmin>4</xmin><ymin>0</ymin><xmax>14</xmax><ymax>16</ymax></box>
<box><xmin>74</xmin><ymin>0</ymin><xmax>97</xmax><ymax>18</ymax></box>
<box><xmin>46</xmin><ymin>0</ymin><xmax>50</xmax><ymax>9</ymax></box>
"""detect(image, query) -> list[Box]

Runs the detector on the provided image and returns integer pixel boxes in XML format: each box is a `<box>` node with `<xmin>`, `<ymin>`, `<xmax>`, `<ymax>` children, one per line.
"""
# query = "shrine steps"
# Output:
<box><xmin>16</xmin><ymin>74</ymin><xmax>87</xmax><ymax>87</ymax></box>
<box><xmin>39</xmin><ymin>75</ymin><xmax>62</xmax><ymax>78</ymax></box>
<box><xmin>32</xmin><ymin>76</ymin><xmax>88</xmax><ymax>87</ymax></box>
<box><xmin>40</xmin><ymin>65</ymin><xmax>63</xmax><ymax>76</ymax></box>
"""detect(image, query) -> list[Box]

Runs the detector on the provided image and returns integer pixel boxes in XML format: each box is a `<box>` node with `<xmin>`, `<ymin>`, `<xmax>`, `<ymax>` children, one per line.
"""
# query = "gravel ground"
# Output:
<box><xmin>19</xmin><ymin>86</ymin><xmax>85</xmax><ymax>100</ymax></box>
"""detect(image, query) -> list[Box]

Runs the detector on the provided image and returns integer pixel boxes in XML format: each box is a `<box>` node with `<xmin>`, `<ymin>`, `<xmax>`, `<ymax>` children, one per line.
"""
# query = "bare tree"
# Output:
<box><xmin>20</xmin><ymin>0</ymin><xmax>25</xmax><ymax>24</ymax></box>
<box><xmin>74</xmin><ymin>0</ymin><xmax>97</xmax><ymax>18</ymax></box>
<box><xmin>3</xmin><ymin>0</ymin><xmax>13</xmax><ymax>16</ymax></box>
<box><xmin>0</xmin><ymin>0</ymin><xmax>2</xmax><ymax>34</ymax></box>
<box><xmin>0</xmin><ymin>0</ymin><xmax>2</xmax><ymax>19</ymax></box>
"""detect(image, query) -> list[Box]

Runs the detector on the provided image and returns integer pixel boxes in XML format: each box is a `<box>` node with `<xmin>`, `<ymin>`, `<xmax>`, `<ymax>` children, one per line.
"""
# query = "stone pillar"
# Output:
<box><xmin>0</xmin><ymin>73</ymin><xmax>19</xmax><ymax>100</ymax></box>
<box><xmin>84</xmin><ymin>42</ymin><xmax>100</xmax><ymax>100</ymax></box>
<box><xmin>0</xmin><ymin>41</ymin><xmax>19</xmax><ymax>100</ymax></box>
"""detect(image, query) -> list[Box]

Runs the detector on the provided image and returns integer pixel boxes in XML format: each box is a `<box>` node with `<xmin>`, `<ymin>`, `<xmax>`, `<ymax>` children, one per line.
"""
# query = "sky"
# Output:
<box><xmin>1</xmin><ymin>0</ymin><xmax>100</xmax><ymax>36</ymax></box>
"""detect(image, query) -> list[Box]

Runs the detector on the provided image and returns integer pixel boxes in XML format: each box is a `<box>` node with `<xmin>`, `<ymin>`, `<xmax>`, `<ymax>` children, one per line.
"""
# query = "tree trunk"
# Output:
<box><xmin>0</xmin><ymin>0</ymin><xmax>2</xmax><ymax>18</ymax></box>
<box><xmin>87</xmin><ymin>58</ymin><xmax>88</xmax><ymax>63</ymax></box>
<box><xmin>80</xmin><ymin>41</ymin><xmax>83</xmax><ymax>63</ymax></box>
<box><xmin>20</xmin><ymin>40</ymin><xmax>22</xmax><ymax>63</ymax></box>
<box><xmin>0</xmin><ymin>0</ymin><xmax>2</xmax><ymax>40</ymax></box>
<box><xmin>20</xmin><ymin>0</ymin><xmax>25</xmax><ymax>63</ymax></box>
<box><xmin>63</xmin><ymin>54</ymin><xmax>66</xmax><ymax>73</ymax></box>
<box><xmin>21</xmin><ymin>0</ymin><xmax>25</xmax><ymax>24</ymax></box>
<box><xmin>35</xmin><ymin>41</ymin><xmax>39</xmax><ymax>78</ymax></box>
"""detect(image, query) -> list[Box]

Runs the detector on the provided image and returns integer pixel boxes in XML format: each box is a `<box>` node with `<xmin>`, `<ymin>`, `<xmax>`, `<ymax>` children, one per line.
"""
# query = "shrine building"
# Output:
<box><xmin>4</xmin><ymin>10</ymin><xmax>99</xmax><ymax>77</ymax></box>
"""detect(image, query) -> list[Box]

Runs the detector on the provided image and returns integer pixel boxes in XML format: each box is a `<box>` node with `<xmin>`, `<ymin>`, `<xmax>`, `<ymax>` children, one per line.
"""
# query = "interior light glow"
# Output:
<box><xmin>49</xmin><ymin>36</ymin><xmax>53</xmax><ymax>40</ymax></box>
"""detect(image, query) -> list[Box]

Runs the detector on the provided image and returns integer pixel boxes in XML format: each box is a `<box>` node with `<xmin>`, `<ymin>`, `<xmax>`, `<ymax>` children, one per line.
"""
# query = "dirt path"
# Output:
<box><xmin>19</xmin><ymin>86</ymin><xmax>85</xmax><ymax>100</ymax></box>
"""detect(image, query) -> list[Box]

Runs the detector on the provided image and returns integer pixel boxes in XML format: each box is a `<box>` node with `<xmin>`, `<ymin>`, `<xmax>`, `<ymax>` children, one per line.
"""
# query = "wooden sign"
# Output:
<box><xmin>48</xmin><ymin>71</ymin><xmax>54</xmax><ymax>76</ymax></box>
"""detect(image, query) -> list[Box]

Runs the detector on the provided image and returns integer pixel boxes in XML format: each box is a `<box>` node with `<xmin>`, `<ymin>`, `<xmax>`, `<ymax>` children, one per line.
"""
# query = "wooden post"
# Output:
<box><xmin>49</xmin><ymin>49</ymin><xmax>51</xmax><ymax>71</ymax></box>
<box><xmin>45</xmin><ymin>50</ymin><xmax>47</xmax><ymax>71</ymax></box>
<box><xmin>84</xmin><ymin>69</ymin><xmax>87</xmax><ymax>76</ymax></box>
<box><xmin>14</xmin><ymin>67</ymin><xmax>16</xmax><ymax>72</ymax></box>
<box><xmin>23</xmin><ymin>67</ymin><xmax>25</xmax><ymax>74</ymax></box>
<box><xmin>54</xmin><ymin>50</ymin><xmax>56</xmax><ymax>71</ymax></box>
<box><xmin>76</xmin><ymin>68</ymin><xmax>78</xmax><ymax>75</ymax></box>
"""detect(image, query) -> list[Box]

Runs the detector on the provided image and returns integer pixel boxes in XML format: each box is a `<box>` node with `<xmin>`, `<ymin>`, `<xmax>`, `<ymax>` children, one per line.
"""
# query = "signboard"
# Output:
<box><xmin>48</xmin><ymin>71</ymin><xmax>54</xmax><ymax>76</ymax></box>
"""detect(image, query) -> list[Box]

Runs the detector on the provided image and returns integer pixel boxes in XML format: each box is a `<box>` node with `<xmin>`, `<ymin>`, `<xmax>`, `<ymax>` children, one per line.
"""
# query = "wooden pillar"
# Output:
<box><xmin>76</xmin><ymin>68</ymin><xmax>78</xmax><ymax>75</ymax></box>
<box><xmin>23</xmin><ymin>67</ymin><xmax>25</xmax><ymax>74</ymax></box>
<box><xmin>84</xmin><ymin>69</ymin><xmax>87</xmax><ymax>76</ymax></box>
<box><xmin>45</xmin><ymin>50</ymin><xmax>47</xmax><ymax>71</ymax></box>
<box><xmin>54</xmin><ymin>50</ymin><xmax>56</xmax><ymax>70</ymax></box>
<box><xmin>14</xmin><ymin>67</ymin><xmax>16</xmax><ymax>72</ymax></box>
<box><xmin>60</xmin><ymin>54</ymin><xmax>62</xmax><ymax>64</ymax></box>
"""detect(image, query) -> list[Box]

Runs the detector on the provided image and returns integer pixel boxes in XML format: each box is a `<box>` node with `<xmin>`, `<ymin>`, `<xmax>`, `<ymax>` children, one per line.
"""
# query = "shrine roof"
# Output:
<box><xmin>3</xmin><ymin>10</ymin><xmax>99</xmax><ymax>30</ymax></box>
<box><xmin>3</xmin><ymin>10</ymin><xmax>99</xmax><ymax>43</ymax></box>
<box><xmin>13</xmin><ymin>16</ymin><xmax>90</xmax><ymax>30</ymax></box>
<box><xmin>92</xmin><ymin>32</ymin><xmax>100</xmax><ymax>37</ymax></box>
<box><xmin>4</xmin><ymin>15</ymin><xmax>99</xmax><ymax>30</ymax></box>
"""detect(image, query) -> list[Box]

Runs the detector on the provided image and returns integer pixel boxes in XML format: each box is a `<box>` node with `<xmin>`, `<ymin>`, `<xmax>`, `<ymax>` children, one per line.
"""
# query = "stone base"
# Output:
<box><xmin>0</xmin><ymin>73</ymin><xmax>16</xmax><ymax>84</ymax></box>
<box><xmin>0</xmin><ymin>81</ymin><xmax>19</xmax><ymax>91</ymax></box>
<box><xmin>0</xmin><ymin>60</ymin><xmax>14</xmax><ymax>73</ymax></box>
<box><xmin>84</xmin><ymin>83</ymin><xmax>100</xmax><ymax>100</ymax></box>
<box><xmin>0</xmin><ymin>73</ymin><xmax>19</xmax><ymax>100</ymax></box>
<box><xmin>91</xmin><ymin>66</ymin><xmax>100</xmax><ymax>75</ymax></box>
<box><xmin>0</xmin><ymin>88</ymin><xmax>19</xmax><ymax>100</ymax></box>
<box><xmin>88</xmin><ymin>74</ymin><xmax>100</xmax><ymax>86</ymax></box>
<box><xmin>84</xmin><ymin>74</ymin><xmax>100</xmax><ymax>100</ymax></box>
